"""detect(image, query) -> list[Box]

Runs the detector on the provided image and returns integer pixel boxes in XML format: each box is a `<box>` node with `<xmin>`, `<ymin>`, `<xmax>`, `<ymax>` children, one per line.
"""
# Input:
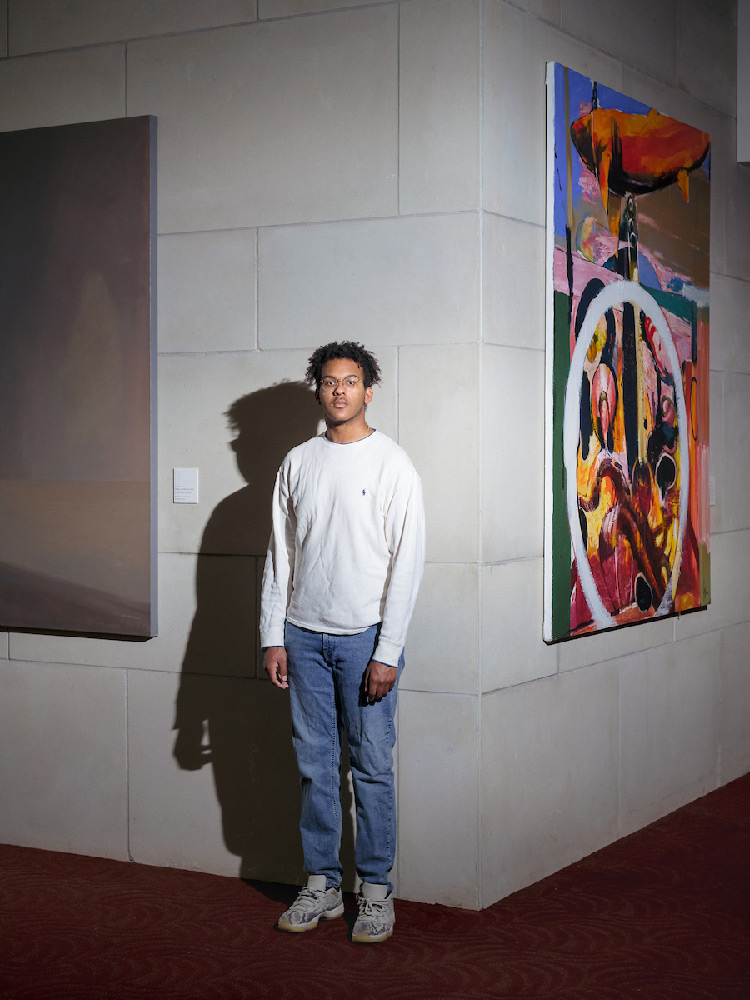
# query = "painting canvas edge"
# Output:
<box><xmin>543</xmin><ymin>61</ymin><xmax>557</xmax><ymax>643</ymax></box>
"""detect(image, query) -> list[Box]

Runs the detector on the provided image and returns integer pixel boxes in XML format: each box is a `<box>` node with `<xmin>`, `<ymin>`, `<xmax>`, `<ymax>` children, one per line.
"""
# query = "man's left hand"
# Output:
<box><xmin>365</xmin><ymin>660</ymin><xmax>398</xmax><ymax>703</ymax></box>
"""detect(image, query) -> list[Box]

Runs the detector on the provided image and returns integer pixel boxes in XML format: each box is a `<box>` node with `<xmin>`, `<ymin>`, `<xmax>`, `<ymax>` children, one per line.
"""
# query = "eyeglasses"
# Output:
<box><xmin>319</xmin><ymin>376</ymin><xmax>362</xmax><ymax>391</ymax></box>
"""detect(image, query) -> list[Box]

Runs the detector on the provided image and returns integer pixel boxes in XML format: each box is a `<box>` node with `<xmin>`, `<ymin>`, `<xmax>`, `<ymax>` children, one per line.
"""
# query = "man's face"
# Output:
<box><xmin>316</xmin><ymin>357</ymin><xmax>373</xmax><ymax>427</ymax></box>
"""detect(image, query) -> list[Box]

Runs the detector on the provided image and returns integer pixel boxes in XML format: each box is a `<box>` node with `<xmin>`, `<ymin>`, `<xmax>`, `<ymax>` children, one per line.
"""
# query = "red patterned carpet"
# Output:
<box><xmin>1</xmin><ymin>775</ymin><xmax>748</xmax><ymax>1000</ymax></box>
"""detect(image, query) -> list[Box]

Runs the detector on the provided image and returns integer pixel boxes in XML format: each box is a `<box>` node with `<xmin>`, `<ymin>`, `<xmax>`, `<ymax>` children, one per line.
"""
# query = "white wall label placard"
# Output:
<box><xmin>173</xmin><ymin>467</ymin><xmax>199</xmax><ymax>504</ymax></box>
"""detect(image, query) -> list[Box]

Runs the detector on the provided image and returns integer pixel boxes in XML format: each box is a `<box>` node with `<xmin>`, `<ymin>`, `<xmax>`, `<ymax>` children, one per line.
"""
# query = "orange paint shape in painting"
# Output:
<box><xmin>570</xmin><ymin>107</ymin><xmax>710</xmax><ymax>211</ymax></box>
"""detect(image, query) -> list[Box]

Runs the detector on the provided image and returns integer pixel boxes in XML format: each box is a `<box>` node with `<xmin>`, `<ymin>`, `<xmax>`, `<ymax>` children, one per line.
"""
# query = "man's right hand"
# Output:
<box><xmin>264</xmin><ymin>646</ymin><xmax>289</xmax><ymax>689</ymax></box>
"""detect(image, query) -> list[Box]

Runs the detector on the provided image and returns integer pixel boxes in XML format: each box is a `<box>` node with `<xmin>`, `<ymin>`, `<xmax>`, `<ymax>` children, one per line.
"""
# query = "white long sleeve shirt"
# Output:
<box><xmin>260</xmin><ymin>430</ymin><xmax>425</xmax><ymax>667</ymax></box>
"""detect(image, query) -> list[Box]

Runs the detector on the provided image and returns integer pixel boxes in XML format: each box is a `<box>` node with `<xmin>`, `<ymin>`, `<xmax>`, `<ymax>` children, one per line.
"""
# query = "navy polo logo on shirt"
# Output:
<box><xmin>362</xmin><ymin>489</ymin><xmax>367</xmax><ymax>496</ymax></box>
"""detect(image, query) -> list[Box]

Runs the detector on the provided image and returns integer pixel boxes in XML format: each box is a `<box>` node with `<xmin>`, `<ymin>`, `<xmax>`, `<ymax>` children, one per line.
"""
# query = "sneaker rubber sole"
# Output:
<box><xmin>351</xmin><ymin>923</ymin><xmax>394</xmax><ymax>944</ymax></box>
<box><xmin>277</xmin><ymin>901</ymin><xmax>345</xmax><ymax>933</ymax></box>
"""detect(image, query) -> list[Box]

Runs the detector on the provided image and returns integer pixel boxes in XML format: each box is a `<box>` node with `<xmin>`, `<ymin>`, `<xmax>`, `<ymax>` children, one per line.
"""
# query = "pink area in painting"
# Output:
<box><xmin>579</xmin><ymin>167</ymin><xmax>602</xmax><ymax>203</ymax></box>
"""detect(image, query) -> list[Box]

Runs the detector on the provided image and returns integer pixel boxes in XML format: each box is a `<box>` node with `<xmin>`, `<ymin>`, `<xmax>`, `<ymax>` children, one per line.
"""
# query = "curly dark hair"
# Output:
<box><xmin>305</xmin><ymin>341</ymin><xmax>382</xmax><ymax>388</ymax></box>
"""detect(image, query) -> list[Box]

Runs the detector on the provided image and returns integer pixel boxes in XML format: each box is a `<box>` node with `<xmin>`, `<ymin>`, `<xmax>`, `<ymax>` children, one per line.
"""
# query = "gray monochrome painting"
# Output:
<box><xmin>0</xmin><ymin>116</ymin><xmax>157</xmax><ymax>637</ymax></box>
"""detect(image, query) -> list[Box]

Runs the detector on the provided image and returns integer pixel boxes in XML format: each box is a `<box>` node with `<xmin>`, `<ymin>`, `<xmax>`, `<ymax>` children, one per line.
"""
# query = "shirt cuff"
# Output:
<box><xmin>260</xmin><ymin>626</ymin><xmax>285</xmax><ymax>649</ymax></box>
<box><xmin>372</xmin><ymin>637</ymin><xmax>402</xmax><ymax>669</ymax></box>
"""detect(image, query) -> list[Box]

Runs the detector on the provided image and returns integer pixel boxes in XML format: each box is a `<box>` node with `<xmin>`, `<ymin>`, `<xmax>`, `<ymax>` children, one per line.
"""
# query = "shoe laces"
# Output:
<box><xmin>358</xmin><ymin>896</ymin><xmax>387</xmax><ymax>917</ymax></box>
<box><xmin>294</xmin><ymin>886</ymin><xmax>327</xmax><ymax>911</ymax></box>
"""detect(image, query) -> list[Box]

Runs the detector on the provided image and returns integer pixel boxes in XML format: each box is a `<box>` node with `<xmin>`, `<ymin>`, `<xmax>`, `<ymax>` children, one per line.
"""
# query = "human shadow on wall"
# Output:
<box><xmin>172</xmin><ymin>382</ymin><xmax>356</xmax><ymax>887</ymax></box>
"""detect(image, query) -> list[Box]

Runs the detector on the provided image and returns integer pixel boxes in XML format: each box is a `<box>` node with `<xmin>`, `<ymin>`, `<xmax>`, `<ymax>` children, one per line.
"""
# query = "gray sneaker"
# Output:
<box><xmin>351</xmin><ymin>882</ymin><xmax>395</xmax><ymax>943</ymax></box>
<box><xmin>277</xmin><ymin>875</ymin><xmax>344</xmax><ymax>933</ymax></box>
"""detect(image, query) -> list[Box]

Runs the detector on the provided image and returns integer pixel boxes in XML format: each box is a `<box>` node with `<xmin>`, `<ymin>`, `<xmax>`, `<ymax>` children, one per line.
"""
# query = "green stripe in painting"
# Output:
<box><xmin>639</xmin><ymin>283</ymin><xmax>696</xmax><ymax>324</ymax></box>
<box><xmin>552</xmin><ymin>290</ymin><xmax>573</xmax><ymax>640</ymax></box>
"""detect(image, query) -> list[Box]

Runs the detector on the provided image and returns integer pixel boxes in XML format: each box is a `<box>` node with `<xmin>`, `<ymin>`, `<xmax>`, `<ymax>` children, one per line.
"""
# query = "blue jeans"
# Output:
<box><xmin>284</xmin><ymin>621</ymin><xmax>403</xmax><ymax>891</ymax></box>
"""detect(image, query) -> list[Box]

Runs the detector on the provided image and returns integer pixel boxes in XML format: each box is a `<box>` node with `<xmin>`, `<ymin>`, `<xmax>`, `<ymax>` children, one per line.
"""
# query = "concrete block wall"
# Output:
<box><xmin>0</xmin><ymin>0</ymin><xmax>747</xmax><ymax>911</ymax></box>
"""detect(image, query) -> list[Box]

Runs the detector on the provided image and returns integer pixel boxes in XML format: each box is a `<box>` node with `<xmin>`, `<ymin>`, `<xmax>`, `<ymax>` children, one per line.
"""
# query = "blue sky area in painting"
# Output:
<box><xmin>551</xmin><ymin>62</ymin><xmax>711</xmax><ymax>245</ymax></box>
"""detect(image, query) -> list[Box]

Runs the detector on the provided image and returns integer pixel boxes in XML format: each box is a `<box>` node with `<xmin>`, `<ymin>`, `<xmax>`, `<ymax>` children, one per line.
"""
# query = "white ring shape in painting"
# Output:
<box><xmin>563</xmin><ymin>279</ymin><xmax>689</xmax><ymax>630</ymax></box>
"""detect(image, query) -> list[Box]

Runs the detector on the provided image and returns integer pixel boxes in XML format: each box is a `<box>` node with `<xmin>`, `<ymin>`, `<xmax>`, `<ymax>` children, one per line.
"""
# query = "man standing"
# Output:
<box><xmin>260</xmin><ymin>341</ymin><xmax>425</xmax><ymax>944</ymax></box>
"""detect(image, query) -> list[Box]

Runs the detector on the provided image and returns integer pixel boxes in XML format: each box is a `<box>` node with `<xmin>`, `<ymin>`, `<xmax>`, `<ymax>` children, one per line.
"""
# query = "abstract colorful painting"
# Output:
<box><xmin>0</xmin><ymin>117</ymin><xmax>157</xmax><ymax>636</ymax></box>
<box><xmin>544</xmin><ymin>64</ymin><xmax>710</xmax><ymax>642</ymax></box>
